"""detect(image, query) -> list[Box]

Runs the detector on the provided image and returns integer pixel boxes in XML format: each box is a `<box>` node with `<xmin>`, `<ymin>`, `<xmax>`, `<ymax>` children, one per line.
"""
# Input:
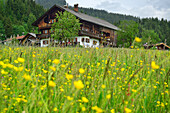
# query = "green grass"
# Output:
<box><xmin>0</xmin><ymin>46</ymin><xmax>169</xmax><ymax>113</ymax></box>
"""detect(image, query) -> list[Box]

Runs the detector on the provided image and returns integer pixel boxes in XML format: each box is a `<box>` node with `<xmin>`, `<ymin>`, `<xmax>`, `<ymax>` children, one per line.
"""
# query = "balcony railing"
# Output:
<box><xmin>79</xmin><ymin>30</ymin><xmax>102</xmax><ymax>39</ymax></box>
<box><xmin>37</xmin><ymin>34</ymin><xmax>51</xmax><ymax>38</ymax></box>
<box><xmin>39</xmin><ymin>24</ymin><xmax>52</xmax><ymax>29</ymax></box>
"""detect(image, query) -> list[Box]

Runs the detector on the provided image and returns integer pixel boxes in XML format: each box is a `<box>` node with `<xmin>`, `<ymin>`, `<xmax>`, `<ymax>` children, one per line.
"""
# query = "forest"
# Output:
<box><xmin>0</xmin><ymin>0</ymin><xmax>170</xmax><ymax>45</ymax></box>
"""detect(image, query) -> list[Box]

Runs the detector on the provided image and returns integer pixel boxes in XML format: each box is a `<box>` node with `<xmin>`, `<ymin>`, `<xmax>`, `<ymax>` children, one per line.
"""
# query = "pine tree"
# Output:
<box><xmin>3</xmin><ymin>17</ymin><xmax>13</xmax><ymax>38</ymax></box>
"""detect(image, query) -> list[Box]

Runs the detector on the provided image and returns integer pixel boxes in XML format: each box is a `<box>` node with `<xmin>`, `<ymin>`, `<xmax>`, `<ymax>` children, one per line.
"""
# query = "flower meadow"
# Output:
<box><xmin>0</xmin><ymin>46</ymin><xmax>169</xmax><ymax>113</ymax></box>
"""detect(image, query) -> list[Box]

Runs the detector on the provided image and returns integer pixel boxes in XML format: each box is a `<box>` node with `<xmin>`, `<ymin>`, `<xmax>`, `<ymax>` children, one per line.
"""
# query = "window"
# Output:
<box><xmin>85</xmin><ymin>28</ymin><xmax>89</xmax><ymax>31</ymax></box>
<box><xmin>81</xmin><ymin>38</ymin><xmax>84</xmax><ymax>42</ymax></box>
<box><xmin>45</xmin><ymin>30</ymin><xmax>48</xmax><ymax>34</ymax></box>
<box><xmin>52</xmin><ymin>19</ymin><xmax>54</xmax><ymax>23</ymax></box>
<box><xmin>86</xmin><ymin>38</ymin><xmax>90</xmax><ymax>43</ymax></box>
<box><xmin>93</xmin><ymin>41</ymin><xmax>97</xmax><ymax>45</ymax></box>
<box><xmin>43</xmin><ymin>40</ymin><xmax>48</xmax><ymax>45</ymax></box>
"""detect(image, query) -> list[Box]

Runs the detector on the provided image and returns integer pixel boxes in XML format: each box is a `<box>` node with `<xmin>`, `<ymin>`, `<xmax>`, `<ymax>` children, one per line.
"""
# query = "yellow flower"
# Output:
<box><xmin>111</xmin><ymin>109</ymin><xmax>115</xmax><ymax>113</ymax></box>
<box><xmin>48</xmin><ymin>59</ymin><xmax>52</xmax><ymax>62</ymax></box>
<box><xmin>151</xmin><ymin>61</ymin><xmax>159</xmax><ymax>69</ymax></box>
<box><xmin>65</xmin><ymin>74</ymin><xmax>73</xmax><ymax>80</ymax></box>
<box><xmin>143</xmin><ymin>78</ymin><xmax>146</xmax><ymax>81</ymax></box>
<box><xmin>82</xmin><ymin>107</ymin><xmax>86</xmax><ymax>111</ymax></box>
<box><xmin>135</xmin><ymin>37</ymin><xmax>142</xmax><ymax>42</ymax></box>
<box><xmin>53</xmin><ymin>59</ymin><xmax>60</xmax><ymax>64</ymax></box>
<box><xmin>17</xmin><ymin>57</ymin><xmax>25</xmax><ymax>63</ymax></box>
<box><xmin>61</xmin><ymin>64</ymin><xmax>66</xmax><ymax>68</ymax></box>
<box><xmin>23</xmin><ymin>74</ymin><xmax>32</xmax><ymax>81</ymax></box>
<box><xmin>82</xmin><ymin>97</ymin><xmax>89</xmax><ymax>103</ymax></box>
<box><xmin>14</xmin><ymin>60</ymin><xmax>19</xmax><ymax>63</ymax></box>
<box><xmin>49</xmin><ymin>81</ymin><xmax>56</xmax><ymax>87</ymax></box>
<box><xmin>53</xmin><ymin>107</ymin><xmax>58</xmax><ymax>111</ymax></box>
<box><xmin>60</xmin><ymin>88</ymin><xmax>64</xmax><ymax>92</ymax></box>
<box><xmin>132</xmin><ymin>89</ymin><xmax>137</xmax><ymax>92</ymax></box>
<box><xmin>1</xmin><ymin>69</ymin><xmax>8</xmax><ymax>75</ymax></box>
<box><xmin>49</xmin><ymin>66</ymin><xmax>56</xmax><ymax>71</ymax></box>
<box><xmin>92</xmin><ymin>106</ymin><xmax>103</xmax><ymax>112</ymax></box>
<box><xmin>6</xmin><ymin>64</ymin><xmax>14</xmax><ymax>68</ymax></box>
<box><xmin>101</xmin><ymin>85</ymin><xmax>106</xmax><ymax>89</ymax></box>
<box><xmin>67</xmin><ymin>96</ymin><xmax>73</xmax><ymax>100</ymax></box>
<box><xmin>96</xmin><ymin>107</ymin><xmax>103</xmax><ymax>113</ymax></box>
<box><xmin>79</xmin><ymin>68</ymin><xmax>85</xmax><ymax>74</ymax></box>
<box><xmin>121</xmin><ymin>68</ymin><xmax>125</xmax><ymax>71</ymax></box>
<box><xmin>32</xmin><ymin>54</ymin><xmax>36</xmax><ymax>58</ymax></box>
<box><xmin>125</xmin><ymin>108</ymin><xmax>132</xmax><ymax>113</ymax></box>
<box><xmin>74</xmin><ymin>80</ymin><xmax>84</xmax><ymax>90</ymax></box>
<box><xmin>130</xmin><ymin>46</ymin><xmax>134</xmax><ymax>49</ymax></box>
<box><xmin>106</xmin><ymin>94</ymin><xmax>111</xmax><ymax>99</ymax></box>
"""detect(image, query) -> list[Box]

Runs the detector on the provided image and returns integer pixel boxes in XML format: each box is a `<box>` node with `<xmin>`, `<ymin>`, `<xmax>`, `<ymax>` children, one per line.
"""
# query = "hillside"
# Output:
<box><xmin>35</xmin><ymin>0</ymin><xmax>66</xmax><ymax>9</ymax></box>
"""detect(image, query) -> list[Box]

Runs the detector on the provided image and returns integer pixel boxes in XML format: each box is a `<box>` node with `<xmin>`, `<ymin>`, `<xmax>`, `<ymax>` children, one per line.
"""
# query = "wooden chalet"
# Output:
<box><xmin>22</xmin><ymin>4</ymin><xmax>120</xmax><ymax>47</ymax></box>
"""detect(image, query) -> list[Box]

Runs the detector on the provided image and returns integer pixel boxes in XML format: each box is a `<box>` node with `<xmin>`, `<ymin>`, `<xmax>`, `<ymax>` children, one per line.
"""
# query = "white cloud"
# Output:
<box><xmin>66</xmin><ymin>0</ymin><xmax>170</xmax><ymax>20</ymax></box>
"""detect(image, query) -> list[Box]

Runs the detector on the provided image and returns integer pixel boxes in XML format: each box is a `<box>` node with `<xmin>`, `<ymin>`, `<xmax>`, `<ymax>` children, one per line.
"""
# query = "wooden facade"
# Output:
<box><xmin>32</xmin><ymin>4</ymin><xmax>120</xmax><ymax>47</ymax></box>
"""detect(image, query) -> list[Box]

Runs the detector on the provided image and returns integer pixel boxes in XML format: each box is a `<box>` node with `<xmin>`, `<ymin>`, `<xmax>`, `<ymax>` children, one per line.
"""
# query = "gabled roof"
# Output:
<box><xmin>156</xmin><ymin>43</ymin><xmax>170</xmax><ymax>49</ymax></box>
<box><xmin>32</xmin><ymin>4</ymin><xmax>120</xmax><ymax>31</ymax></box>
<box><xmin>5</xmin><ymin>35</ymin><xmax>25</xmax><ymax>42</ymax></box>
<box><xmin>16</xmin><ymin>35</ymin><xmax>25</xmax><ymax>40</ymax></box>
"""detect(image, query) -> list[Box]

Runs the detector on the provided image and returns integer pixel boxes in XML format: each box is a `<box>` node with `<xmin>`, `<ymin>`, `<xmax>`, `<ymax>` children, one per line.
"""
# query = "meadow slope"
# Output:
<box><xmin>0</xmin><ymin>46</ymin><xmax>169</xmax><ymax>113</ymax></box>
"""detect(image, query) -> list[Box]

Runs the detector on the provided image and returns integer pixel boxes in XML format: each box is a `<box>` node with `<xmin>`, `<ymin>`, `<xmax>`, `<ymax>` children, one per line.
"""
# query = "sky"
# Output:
<box><xmin>66</xmin><ymin>0</ymin><xmax>170</xmax><ymax>20</ymax></box>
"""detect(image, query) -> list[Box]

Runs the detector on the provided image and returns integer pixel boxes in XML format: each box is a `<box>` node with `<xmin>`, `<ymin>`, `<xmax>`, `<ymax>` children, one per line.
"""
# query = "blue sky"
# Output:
<box><xmin>66</xmin><ymin>0</ymin><xmax>170</xmax><ymax>20</ymax></box>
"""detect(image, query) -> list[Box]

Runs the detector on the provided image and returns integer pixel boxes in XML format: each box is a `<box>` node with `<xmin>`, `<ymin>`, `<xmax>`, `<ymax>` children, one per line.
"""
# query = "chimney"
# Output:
<box><xmin>74</xmin><ymin>4</ymin><xmax>78</xmax><ymax>12</ymax></box>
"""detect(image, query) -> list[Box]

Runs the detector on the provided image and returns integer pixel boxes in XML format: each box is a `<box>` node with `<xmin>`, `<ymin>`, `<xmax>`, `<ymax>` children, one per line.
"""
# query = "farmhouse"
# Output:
<box><xmin>21</xmin><ymin>4</ymin><xmax>120</xmax><ymax>47</ymax></box>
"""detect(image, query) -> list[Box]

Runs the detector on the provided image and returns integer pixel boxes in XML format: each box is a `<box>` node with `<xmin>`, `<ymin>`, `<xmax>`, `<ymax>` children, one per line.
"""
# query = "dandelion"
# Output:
<box><xmin>17</xmin><ymin>57</ymin><xmax>25</xmax><ymax>63</ymax></box>
<box><xmin>67</xmin><ymin>96</ymin><xmax>73</xmax><ymax>100</ymax></box>
<box><xmin>32</xmin><ymin>54</ymin><xmax>36</xmax><ymax>58</ymax></box>
<box><xmin>106</xmin><ymin>94</ymin><xmax>111</xmax><ymax>99</ymax></box>
<box><xmin>65</xmin><ymin>74</ymin><xmax>73</xmax><ymax>80</ymax></box>
<box><xmin>132</xmin><ymin>89</ymin><xmax>137</xmax><ymax>92</ymax></box>
<box><xmin>135</xmin><ymin>37</ymin><xmax>142</xmax><ymax>42</ymax></box>
<box><xmin>121</xmin><ymin>68</ymin><xmax>125</xmax><ymax>71</ymax></box>
<box><xmin>61</xmin><ymin>64</ymin><xmax>66</xmax><ymax>68</ymax></box>
<box><xmin>82</xmin><ymin>97</ymin><xmax>89</xmax><ymax>103</ymax></box>
<box><xmin>60</xmin><ymin>88</ymin><xmax>64</xmax><ymax>92</ymax></box>
<box><xmin>92</xmin><ymin>106</ymin><xmax>103</xmax><ymax>113</ymax></box>
<box><xmin>1</xmin><ymin>69</ymin><xmax>8</xmax><ymax>75</ymax></box>
<box><xmin>49</xmin><ymin>66</ymin><xmax>56</xmax><ymax>71</ymax></box>
<box><xmin>125</xmin><ymin>108</ymin><xmax>132</xmax><ymax>113</ymax></box>
<box><xmin>151</xmin><ymin>61</ymin><xmax>159</xmax><ymax>69</ymax></box>
<box><xmin>53</xmin><ymin>59</ymin><xmax>60</xmax><ymax>64</ymax></box>
<box><xmin>111</xmin><ymin>109</ymin><xmax>115</xmax><ymax>113</ymax></box>
<box><xmin>161</xmin><ymin>103</ymin><xmax>164</xmax><ymax>107</ymax></box>
<box><xmin>14</xmin><ymin>60</ymin><xmax>19</xmax><ymax>63</ymax></box>
<box><xmin>153</xmin><ymin>86</ymin><xmax>157</xmax><ymax>89</ymax></box>
<box><xmin>53</xmin><ymin>107</ymin><xmax>58</xmax><ymax>111</ymax></box>
<box><xmin>82</xmin><ymin>107</ymin><xmax>86</xmax><ymax>111</ymax></box>
<box><xmin>74</xmin><ymin>80</ymin><xmax>84</xmax><ymax>90</ymax></box>
<box><xmin>23</xmin><ymin>74</ymin><xmax>32</xmax><ymax>81</ymax></box>
<box><xmin>101</xmin><ymin>85</ymin><xmax>106</xmax><ymax>89</ymax></box>
<box><xmin>79</xmin><ymin>68</ymin><xmax>85</xmax><ymax>74</ymax></box>
<box><xmin>49</xmin><ymin>81</ymin><xmax>56</xmax><ymax>87</ymax></box>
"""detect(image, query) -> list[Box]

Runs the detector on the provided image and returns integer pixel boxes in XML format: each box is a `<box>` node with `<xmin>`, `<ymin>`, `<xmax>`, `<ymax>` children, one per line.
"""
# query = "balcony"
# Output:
<box><xmin>79</xmin><ymin>30</ymin><xmax>102</xmax><ymax>39</ymax></box>
<box><xmin>39</xmin><ymin>24</ymin><xmax>52</xmax><ymax>29</ymax></box>
<box><xmin>37</xmin><ymin>34</ymin><xmax>51</xmax><ymax>39</ymax></box>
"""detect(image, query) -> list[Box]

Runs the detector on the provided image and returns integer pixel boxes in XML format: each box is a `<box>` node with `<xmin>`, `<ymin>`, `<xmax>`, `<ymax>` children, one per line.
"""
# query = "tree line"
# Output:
<box><xmin>0</xmin><ymin>0</ymin><xmax>45</xmax><ymax>40</ymax></box>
